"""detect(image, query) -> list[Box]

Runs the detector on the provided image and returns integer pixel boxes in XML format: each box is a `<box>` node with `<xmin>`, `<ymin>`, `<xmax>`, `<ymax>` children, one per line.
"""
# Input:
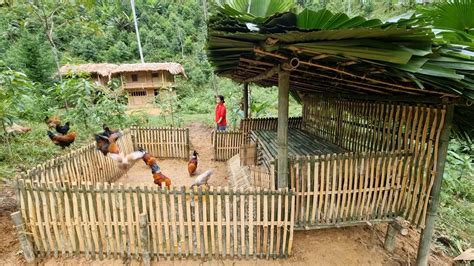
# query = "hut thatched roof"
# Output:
<box><xmin>59</xmin><ymin>63</ymin><xmax>118</xmax><ymax>77</ymax></box>
<box><xmin>60</xmin><ymin>62</ymin><xmax>187</xmax><ymax>78</ymax></box>
<box><xmin>110</xmin><ymin>63</ymin><xmax>187</xmax><ymax>77</ymax></box>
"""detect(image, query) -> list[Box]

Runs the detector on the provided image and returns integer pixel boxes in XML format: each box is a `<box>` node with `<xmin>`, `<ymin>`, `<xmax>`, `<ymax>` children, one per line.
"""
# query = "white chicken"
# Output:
<box><xmin>110</xmin><ymin>150</ymin><xmax>146</xmax><ymax>171</ymax></box>
<box><xmin>190</xmin><ymin>169</ymin><xmax>213</xmax><ymax>188</ymax></box>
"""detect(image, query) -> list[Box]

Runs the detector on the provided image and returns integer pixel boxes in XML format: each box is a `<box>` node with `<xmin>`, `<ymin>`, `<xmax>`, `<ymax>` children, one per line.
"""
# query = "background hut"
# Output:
<box><xmin>110</xmin><ymin>63</ymin><xmax>186</xmax><ymax>106</ymax></box>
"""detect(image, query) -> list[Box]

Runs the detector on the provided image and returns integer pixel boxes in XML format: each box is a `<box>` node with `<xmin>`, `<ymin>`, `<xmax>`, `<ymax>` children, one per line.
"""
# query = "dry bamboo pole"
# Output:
<box><xmin>11</xmin><ymin>212</ymin><xmax>36</xmax><ymax>263</ymax></box>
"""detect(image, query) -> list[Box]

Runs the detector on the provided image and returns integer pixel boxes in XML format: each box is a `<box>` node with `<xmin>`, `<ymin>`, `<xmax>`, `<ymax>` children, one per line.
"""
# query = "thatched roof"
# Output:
<box><xmin>60</xmin><ymin>62</ymin><xmax>187</xmax><ymax>78</ymax></box>
<box><xmin>110</xmin><ymin>63</ymin><xmax>187</xmax><ymax>77</ymax></box>
<box><xmin>59</xmin><ymin>63</ymin><xmax>118</xmax><ymax>77</ymax></box>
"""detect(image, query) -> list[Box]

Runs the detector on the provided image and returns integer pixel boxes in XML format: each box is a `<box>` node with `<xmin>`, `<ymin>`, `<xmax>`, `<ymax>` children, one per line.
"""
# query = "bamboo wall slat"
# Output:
<box><xmin>286</xmin><ymin>152</ymin><xmax>413</xmax><ymax>229</ymax></box>
<box><xmin>301</xmin><ymin>96</ymin><xmax>447</xmax><ymax>228</ymax></box>
<box><xmin>16</xmin><ymin>180</ymin><xmax>295</xmax><ymax>260</ymax></box>
<box><xmin>212</xmin><ymin>130</ymin><xmax>244</xmax><ymax>161</ymax></box>
<box><xmin>131</xmin><ymin>127</ymin><xmax>189</xmax><ymax>159</ymax></box>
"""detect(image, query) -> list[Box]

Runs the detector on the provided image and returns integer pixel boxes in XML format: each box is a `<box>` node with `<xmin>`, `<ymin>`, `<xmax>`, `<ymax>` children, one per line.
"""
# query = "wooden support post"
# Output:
<box><xmin>416</xmin><ymin>104</ymin><xmax>454</xmax><ymax>266</ymax></box>
<box><xmin>139</xmin><ymin>213</ymin><xmax>150</xmax><ymax>266</ymax></box>
<box><xmin>277</xmin><ymin>70</ymin><xmax>289</xmax><ymax>188</ymax></box>
<box><xmin>10</xmin><ymin>211</ymin><xmax>35</xmax><ymax>263</ymax></box>
<box><xmin>243</xmin><ymin>82</ymin><xmax>249</xmax><ymax>119</ymax></box>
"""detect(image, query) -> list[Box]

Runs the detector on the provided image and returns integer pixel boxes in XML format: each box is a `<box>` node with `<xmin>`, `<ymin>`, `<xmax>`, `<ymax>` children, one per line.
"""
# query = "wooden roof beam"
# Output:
<box><xmin>244</xmin><ymin>65</ymin><xmax>280</xmax><ymax>83</ymax></box>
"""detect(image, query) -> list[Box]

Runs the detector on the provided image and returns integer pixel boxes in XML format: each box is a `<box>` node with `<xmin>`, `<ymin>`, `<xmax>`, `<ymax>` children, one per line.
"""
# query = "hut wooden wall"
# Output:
<box><xmin>301</xmin><ymin>95</ymin><xmax>447</xmax><ymax>227</ymax></box>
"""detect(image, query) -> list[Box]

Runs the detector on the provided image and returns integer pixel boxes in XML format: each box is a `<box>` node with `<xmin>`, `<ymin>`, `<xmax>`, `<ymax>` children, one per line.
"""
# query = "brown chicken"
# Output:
<box><xmin>153</xmin><ymin>172</ymin><xmax>171</xmax><ymax>188</ymax></box>
<box><xmin>47</xmin><ymin>131</ymin><xmax>76</xmax><ymax>149</ymax></box>
<box><xmin>95</xmin><ymin>131</ymin><xmax>123</xmax><ymax>156</ymax></box>
<box><xmin>44</xmin><ymin>116</ymin><xmax>61</xmax><ymax>128</ymax></box>
<box><xmin>139</xmin><ymin>148</ymin><xmax>171</xmax><ymax>187</ymax></box>
<box><xmin>188</xmin><ymin>150</ymin><xmax>198</xmax><ymax>176</ymax></box>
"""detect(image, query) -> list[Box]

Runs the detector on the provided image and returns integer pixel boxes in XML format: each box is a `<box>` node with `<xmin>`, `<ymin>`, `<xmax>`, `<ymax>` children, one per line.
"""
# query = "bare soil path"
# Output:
<box><xmin>117</xmin><ymin>122</ymin><xmax>229</xmax><ymax>187</ymax></box>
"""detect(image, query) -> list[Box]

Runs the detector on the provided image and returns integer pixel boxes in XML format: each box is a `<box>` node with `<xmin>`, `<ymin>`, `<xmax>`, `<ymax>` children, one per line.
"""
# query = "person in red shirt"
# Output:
<box><xmin>215</xmin><ymin>95</ymin><xmax>227</xmax><ymax>131</ymax></box>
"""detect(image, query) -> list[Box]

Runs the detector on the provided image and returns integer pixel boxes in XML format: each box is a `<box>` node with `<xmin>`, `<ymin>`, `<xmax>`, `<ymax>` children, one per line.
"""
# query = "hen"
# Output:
<box><xmin>55</xmin><ymin>122</ymin><xmax>70</xmax><ymax>135</ymax></box>
<box><xmin>187</xmin><ymin>150</ymin><xmax>199</xmax><ymax>176</ymax></box>
<box><xmin>190</xmin><ymin>169</ymin><xmax>213</xmax><ymax>188</ymax></box>
<box><xmin>47</xmin><ymin>131</ymin><xmax>76</xmax><ymax>149</ymax></box>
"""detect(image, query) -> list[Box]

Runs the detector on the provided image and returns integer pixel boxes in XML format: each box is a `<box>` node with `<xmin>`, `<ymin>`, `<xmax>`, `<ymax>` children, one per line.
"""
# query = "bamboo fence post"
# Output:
<box><xmin>416</xmin><ymin>104</ymin><xmax>454</xmax><ymax>266</ymax></box>
<box><xmin>139</xmin><ymin>213</ymin><xmax>151</xmax><ymax>266</ymax></box>
<box><xmin>11</xmin><ymin>211</ymin><xmax>35</xmax><ymax>263</ymax></box>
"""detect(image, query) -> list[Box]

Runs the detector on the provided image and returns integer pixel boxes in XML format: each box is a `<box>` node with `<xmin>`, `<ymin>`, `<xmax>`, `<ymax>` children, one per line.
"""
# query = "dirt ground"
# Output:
<box><xmin>0</xmin><ymin>122</ymin><xmax>454</xmax><ymax>265</ymax></box>
<box><xmin>117</xmin><ymin>123</ymin><xmax>229</xmax><ymax>187</ymax></box>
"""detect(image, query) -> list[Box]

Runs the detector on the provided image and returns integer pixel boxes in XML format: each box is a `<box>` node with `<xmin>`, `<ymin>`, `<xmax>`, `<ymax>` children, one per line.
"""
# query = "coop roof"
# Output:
<box><xmin>110</xmin><ymin>63</ymin><xmax>187</xmax><ymax>77</ymax></box>
<box><xmin>59</xmin><ymin>63</ymin><xmax>118</xmax><ymax>77</ymax></box>
<box><xmin>207</xmin><ymin>6</ymin><xmax>474</xmax><ymax>103</ymax></box>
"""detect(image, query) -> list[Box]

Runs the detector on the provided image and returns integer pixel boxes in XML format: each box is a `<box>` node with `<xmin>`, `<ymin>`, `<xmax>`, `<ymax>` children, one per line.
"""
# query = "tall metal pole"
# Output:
<box><xmin>277</xmin><ymin>70</ymin><xmax>289</xmax><ymax>188</ymax></box>
<box><xmin>130</xmin><ymin>0</ymin><xmax>144</xmax><ymax>63</ymax></box>
<box><xmin>416</xmin><ymin>104</ymin><xmax>454</xmax><ymax>266</ymax></box>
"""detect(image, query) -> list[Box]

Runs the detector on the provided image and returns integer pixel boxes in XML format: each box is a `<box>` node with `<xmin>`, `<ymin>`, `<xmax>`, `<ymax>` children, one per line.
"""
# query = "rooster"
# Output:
<box><xmin>153</xmin><ymin>172</ymin><xmax>172</xmax><ymax>188</ymax></box>
<box><xmin>188</xmin><ymin>150</ymin><xmax>199</xmax><ymax>176</ymax></box>
<box><xmin>44</xmin><ymin>116</ymin><xmax>61</xmax><ymax>128</ymax></box>
<box><xmin>47</xmin><ymin>131</ymin><xmax>76</xmax><ymax>149</ymax></box>
<box><xmin>55</xmin><ymin>122</ymin><xmax>70</xmax><ymax>135</ymax></box>
<box><xmin>190</xmin><ymin>169</ymin><xmax>213</xmax><ymax>188</ymax></box>
<box><xmin>138</xmin><ymin>148</ymin><xmax>172</xmax><ymax>188</ymax></box>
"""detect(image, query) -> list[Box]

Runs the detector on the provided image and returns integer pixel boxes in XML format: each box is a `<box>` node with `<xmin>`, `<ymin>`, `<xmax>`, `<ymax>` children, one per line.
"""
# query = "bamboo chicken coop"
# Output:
<box><xmin>207</xmin><ymin>5</ymin><xmax>474</xmax><ymax>266</ymax></box>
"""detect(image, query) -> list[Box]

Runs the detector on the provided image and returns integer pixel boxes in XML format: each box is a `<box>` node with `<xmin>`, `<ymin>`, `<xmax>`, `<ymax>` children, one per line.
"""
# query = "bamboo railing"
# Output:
<box><xmin>131</xmin><ymin>127</ymin><xmax>189</xmax><ymax>159</ymax></box>
<box><xmin>16</xmin><ymin>179</ymin><xmax>295</xmax><ymax>260</ymax></box>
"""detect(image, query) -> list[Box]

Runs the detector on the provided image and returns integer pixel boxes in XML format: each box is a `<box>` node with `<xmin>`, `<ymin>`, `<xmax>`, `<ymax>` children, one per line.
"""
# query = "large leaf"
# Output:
<box><xmin>296</xmin><ymin>8</ymin><xmax>382</xmax><ymax>30</ymax></box>
<box><xmin>217</xmin><ymin>0</ymin><xmax>295</xmax><ymax>23</ymax></box>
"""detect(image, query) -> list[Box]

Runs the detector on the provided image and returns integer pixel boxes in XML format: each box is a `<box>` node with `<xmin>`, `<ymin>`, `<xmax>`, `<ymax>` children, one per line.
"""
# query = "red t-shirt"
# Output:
<box><xmin>215</xmin><ymin>103</ymin><xmax>227</xmax><ymax>126</ymax></box>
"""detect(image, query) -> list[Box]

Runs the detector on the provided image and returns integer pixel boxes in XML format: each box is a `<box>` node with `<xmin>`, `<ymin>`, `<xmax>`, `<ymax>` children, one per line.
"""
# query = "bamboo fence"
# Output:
<box><xmin>284</xmin><ymin>152</ymin><xmax>417</xmax><ymax>229</ymax></box>
<box><xmin>23</xmin><ymin>129</ymin><xmax>134</xmax><ymax>185</ymax></box>
<box><xmin>131</xmin><ymin>127</ymin><xmax>190</xmax><ymax>159</ymax></box>
<box><xmin>302</xmin><ymin>96</ymin><xmax>447</xmax><ymax>227</ymax></box>
<box><xmin>212</xmin><ymin>130</ymin><xmax>244</xmax><ymax>161</ymax></box>
<box><xmin>16</xmin><ymin>179</ymin><xmax>295</xmax><ymax>260</ymax></box>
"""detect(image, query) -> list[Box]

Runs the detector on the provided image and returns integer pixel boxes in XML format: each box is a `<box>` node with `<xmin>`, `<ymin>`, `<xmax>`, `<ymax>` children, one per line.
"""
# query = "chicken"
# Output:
<box><xmin>141</xmin><ymin>151</ymin><xmax>161</xmax><ymax>173</ymax></box>
<box><xmin>95</xmin><ymin>131</ymin><xmax>123</xmax><ymax>156</ymax></box>
<box><xmin>112</xmin><ymin>150</ymin><xmax>146</xmax><ymax>171</ymax></box>
<box><xmin>101</xmin><ymin>124</ymin><xmax>120</xmax><ymax>137</ymax></box>
<box><xmin>55</xmin><ymin>122</ymin><xmax>70</xmax><ymax>135</ymax></box>
<box><xmin>95</xmin><ymin>131</ymin><xmax>142</xmax><ymax>170</ymax></box>
<box><xmin>153</xmin><ymin>172</ymin><xmax>172</xmax><ymax>188</ymax></box>
<box><xmin>44</xmin><ymin>116</ymin><xmax>61</xmax><ymax>128</ymax></box>
<box><xmin>6</xmin><ymin>123</ymin><xmax>31</xmax><ymax>135</ymax></box>
<box><xmin>188</xmin><ymin>150</ymin><xmax>199</xmax><ymax>176</ymax></box>
<box><xmin>47</xmin><ymin>131</ymin><xmax>76</xmax><ymax>149</ymax></box>
<box><xmin>190</xmin><ymin>169</ymin><xmax>213</xmax><ymax>188</ymax></box>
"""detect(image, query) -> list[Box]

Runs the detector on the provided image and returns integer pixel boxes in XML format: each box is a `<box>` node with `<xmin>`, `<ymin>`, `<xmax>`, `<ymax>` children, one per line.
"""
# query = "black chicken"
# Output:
<box><xmin>55</xmin><ymin>122</ymin><xmax>70</xmax><ymax>135</ymax></box>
